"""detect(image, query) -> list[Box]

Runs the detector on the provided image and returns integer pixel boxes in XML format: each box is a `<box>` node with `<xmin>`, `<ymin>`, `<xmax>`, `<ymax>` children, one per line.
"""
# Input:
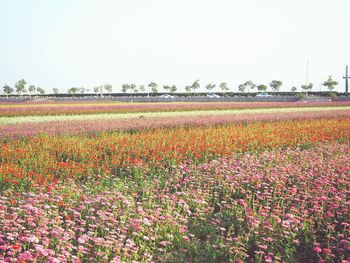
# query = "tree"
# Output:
<box><xmin>245</xmin><ymin>81</ymin><xmax>256</xmax><ymax>93</ymax></box>
<box><xmin>301</xmin><ymin>83</ymin><xmax>313</xmax><ymax>96</ymax></box>
<box><xmin>104</xmin><ymin>84</ymin><xmax>113</xmax><ymax>93</ymax></box>
<box><xmin>170</xmin><ymin>85</ymin><xmax>177</xmax><ymax>94</ymax></box>
<box><xmin>257</xmin><ymin>84</ymin><xmax>268</xmax><ymax>92</ymax></box>
<box><xmin>185</xmin><ymin>86</ymin><xmax>192</xmax><ymax>94</ymax></box>
<box><xmin>191</xmin><ymin>80</ymin><xmax>200</xmax><ymax>94</ymax></box>
<box><xmin>139</xmin><ymin>85</ymin><xmax>145</xmax><ymax>92</ymax></box>
<box><xmin>323</xmin><ymin>76</ymin><xmax>338</xmax><ymax>92</ymax></box>
<box><xmin>15</xmin><ymin>79</ymin><xmax>27</xmax><ymax>96</ymax></box>
<box><xmin>269</xmin><ymin>80</ymin><xmax>282</xmax><ymax>93</ymax></box>
<box><xmin>93</xmin><ymin>86</ymin><xmax>100</xmax><ymax>95</ymax></box>
<box><xmin>291</xmin><ymin>86</ymin><xmax>297</xmax><ymax>93</ymax></box>
<box><xmin>3</xmin><ymin>85</ymin><xmax>13</xmax><ymax>98</ymax></box>
<box><xmin>80</xmin><ymin>87</ymin><xmax>85</xmax><ymax>94</ymax></box>
<box><xmin>205</xmin><ymin>83</ymin><xmax>216</xmax><ymax>92</ymax></box>
<box><xmin>122</xmin><ymin>84</ymin><xmax>130</xmax><ymax>93</ymax></box>
<box><xmin>163</xmin><ymin>85</ymin><xmax>171</xmax><ymax>92</ymax></box>
<box><xmin>148</xmin><ymin>82</ymin><xmax>158</xmax><ymax>93</ymax></box>
<box><xmin>68</xmin><ymin>87</ymin><xmax>79</xmax><ymax>97</ymax></box>
<box><xmin>53</xmin><ymin>88</ymin><xmax>59</xmax><ymax>94</ymax></box>
<box><xmin>36</xmin><ymin>87</ymin><xmax>45</xmax><ymax>95</ymax></box>
<box><xmin>219</xmin><ymin>82</ymin><xmax>229</xmax><ymax>94</ymax></box>
<box><xmin>28</xmin><ymin>85</ymin><xmax>36</xmax><ymax>97</ymax></box>
<box><xmin>238</xmin><ymin>83</ymin><xmax>246</xmax><ymax>93</ymax></box>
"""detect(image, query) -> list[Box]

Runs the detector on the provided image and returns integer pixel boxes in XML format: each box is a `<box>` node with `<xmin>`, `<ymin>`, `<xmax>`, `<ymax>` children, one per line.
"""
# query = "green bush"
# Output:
<box><xmin>296</xmin><ymin>93</ymin><xmax>305</xmax><ymax>101</ymax></box>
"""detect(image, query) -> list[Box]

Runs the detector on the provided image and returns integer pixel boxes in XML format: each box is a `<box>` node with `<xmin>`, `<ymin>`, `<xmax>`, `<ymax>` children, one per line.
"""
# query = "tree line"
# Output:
<box><xmin>2</xmin><ymin>76</ymin><xmax>339</xmax><ymax>98</ymax></box>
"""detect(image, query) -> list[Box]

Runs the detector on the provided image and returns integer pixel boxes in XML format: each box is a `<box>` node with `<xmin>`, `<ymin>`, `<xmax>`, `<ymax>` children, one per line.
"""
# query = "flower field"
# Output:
<box><xmin>0</xmin><ymin>103</ymin><xmax>350</xmax><ymax>262</ymax></box>
<box><xmin>1</xmin><ymin>101</ymin><xmax>350</xmax><ymax>117</ymax></box>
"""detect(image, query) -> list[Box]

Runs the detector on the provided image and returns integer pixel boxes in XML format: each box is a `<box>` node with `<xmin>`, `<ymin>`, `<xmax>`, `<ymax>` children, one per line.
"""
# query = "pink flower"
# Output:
<box><xmin>313</xmin><ymin>247</ymin><xmax>322</xmax><ymax>253</ymax></box>
<box><xmin>322</xmin><ymin>248</ymin><xmax>331</xmax><ymax>254</ymax></box>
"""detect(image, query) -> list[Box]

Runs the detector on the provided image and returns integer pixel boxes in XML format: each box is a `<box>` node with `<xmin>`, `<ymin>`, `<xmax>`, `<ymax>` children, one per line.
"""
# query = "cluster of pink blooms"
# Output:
<box><xmin>1</xmin><ymin>143</ymin><xmax>349</xmax><ymax>262</ymax></box>
<box><xmin>2</xmin><ymin>109</ymin><xmax>350</xmax><ymax>138</ymax></box>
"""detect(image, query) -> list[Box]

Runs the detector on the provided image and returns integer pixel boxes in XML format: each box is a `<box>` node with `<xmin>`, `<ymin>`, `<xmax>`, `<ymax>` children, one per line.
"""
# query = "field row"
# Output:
<box><xmin>1</xmin><ymin>142</ymin><xmax>349</xmax><ymax>262</ymax></box>
<box><xmin>0</xmin><ymin>101</ymin><xmax>350</xmax><ymax>117</ymax></box>
<box><xmin>1</xmin><ymin>117</ymin><xmax>350</xmax><ymax>190</ymax></box>
<box><xmin>1</xmin><ymin>108</ymin><xmax>350</xmax><ymax>139</ymax></box>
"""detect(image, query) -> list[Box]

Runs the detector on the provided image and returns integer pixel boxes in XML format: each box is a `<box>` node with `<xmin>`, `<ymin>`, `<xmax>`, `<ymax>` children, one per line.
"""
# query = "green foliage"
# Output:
<box><xmin>104</xmin><ymin>84</ymin><xmax>113</xmax><ymax>93</ymax></box>
<box><xmin>301</xmin><ymin>83</ymin><xmax>313</xmax><ymax>95</ymax></box>
<box><xmin>219</xmin><ymin>82</ymin><xmax>229</xmax><ymax>93</ymax></box>
<box><xmin>15</xmin><ymin>79</ymin><xmax>27</xmax><ymax>96</ymax></box>
<box><xmin>239</xmin><ymin>81</ymin><xmax>255</xmax><ymax>93</ymax></box>
<box><xmin>270</xmin><ymin>80</ymin><xmax>282</xmax><ymax>92</ymax></box>
<box><xmin>122</xmin><ymin>84</ymin><xmax>130</xmax><ymax>93</ymax></box>
<box><xmin>205</xmin><ymin>83</ymin><xmax>216</xmax><ymax>91</ymax></box>
<box><xmin>323</xmin><ymin>76</ymin><xmax>338</xmax><ymax>91</ymax></box>
<box><xmin>2</xmin><ymin>85</ymin><xmax>13</xmax><ymax>97</ymax></box>
<box><xmin>170</xmin><ymin>85</ymin><xmax>177</xmax><ymax>94</ymax></box>
<box><xmin>36</xmin><ymin>87</ymin><xmax>45</xmax><ymax>95</ymax></box>
<box><xmin>148</xmin><ymin>82</ymin><xmax>158</xmax><ymax>93</ymax></box>
<box><xmin>257</xmin><ymin>84</ymin><xmax>268</xmax><ymax>92</ymax></box>
<box><xmin>296</xmin><ymin>93</ymin><xmax>305</xmax><ymax>101</ymax></box>
<box><xmin>185</xmin><ymin>86</ymin><xmax>192</xmax><ymax>93</ymax></box>
<box><xmin>28</xmin><ymin>85</ymin><xmax>36</xmax><ymax>95</ymax></box>
<box><xmin>68</xmin><ymin>87</ymin><xmax>79</xmax><ymax>95</ymax></box>
<box><xmin>139</xmin><ymin>85</ymin><xmax>145</xmax><ymax>92</ymax></box>
<box><xmin>191</xmin><ymin>80</ymin><xmax>200</xmax><ymax>93</ymax></box>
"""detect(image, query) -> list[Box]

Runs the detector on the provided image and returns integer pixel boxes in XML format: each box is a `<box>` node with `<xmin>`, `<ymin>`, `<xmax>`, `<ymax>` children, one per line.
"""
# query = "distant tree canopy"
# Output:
<box><xmin>185</xmin><ymin>86</ymin><xmax>192</xmax><ymax>93</ymax></box>
<box><xmin>104</xmin><ymin>84</ymin><xmax>113</xmax><ymax>93</ymax></box>
<box><xmin>323</xmin><ymin>76</ymin><xmax>338</xmax><ymax>91</ymax></box>
<box><xmin>257</xmin><ymin>84</ymin><xmax>268</xmax><ymax>92</ymax></box>
<box><xmin>15</xmin><ymin>79</ymin><xmax>27</xmax><ymax>96</ymax></box>
<box><xmin>139</xmin><ymin>85</ymin><xmax>145</xmax><ymax>92</ymax></box>
<box><xmin>148</xmin><ymin>82</ymin><xmax>158</xmax><ymax>93</ymax></box>
<box><xmin>238</xmin><ymin>81</ymin><xmax>255</xmax><ymax>93</ymax></box>
<box><xmin>270</xmin><ymin>80</ymin><xmax>282</xmax><ymax>92</ymax></box>
<box><xmin>68</xmin><ymin>87</ymin><xmax>79</xmax><ymax>95</ymax></box>
<box><xmin>36</xmin><ymin>87</ymin><xmax>45</xmax><ymax>95</ymax></box>
<box><xmin>219</xmin><ymin>82</ymin><xmax>229</xmax><ymax>93</ymax></box>
<box><xmin>205</xmin><ymin>83</ymin><xmax>216</xmax><ymax>91</ymax></box>
<box><xmin>301</xmin><ymin>83</ymin><xmax>313</xmax><ymax>95</ymax></box>
<box><xmin>122</xmin><ymin>84</ymin><xmax>130</xmax><ymax>93</ymax></box>
<box><xmin>3</xmin><ymin>85</ymin><xmax>13</xmax><ymax>98</ymax></box>
<box><xmin>170</xmin><ymin>85</ymin><xmax>177</xmax><ymax>94</ymax></box>
<box><xmin>28</xmin><ymin>85</ymin><xmax>36</xmax><ymax>97</ymax></box>
<box><xmin>191</xmin><ymin>80</ymin><xmax>200</xmax><ymax>93</ymax></box>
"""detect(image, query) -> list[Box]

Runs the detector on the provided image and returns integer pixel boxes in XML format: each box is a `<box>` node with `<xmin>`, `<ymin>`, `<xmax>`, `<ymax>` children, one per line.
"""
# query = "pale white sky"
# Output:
<box><xmin>0</xmin><ymin>0</ymin><xmax>349</xmax><ymax>93</ymax></box>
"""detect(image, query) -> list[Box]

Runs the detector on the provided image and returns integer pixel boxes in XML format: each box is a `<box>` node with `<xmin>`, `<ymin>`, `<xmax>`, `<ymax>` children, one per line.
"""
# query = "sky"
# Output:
<box><xmin>0</xmin><ymin>0</ymin><xmax>349</xmax><ymax>93</ymax></box>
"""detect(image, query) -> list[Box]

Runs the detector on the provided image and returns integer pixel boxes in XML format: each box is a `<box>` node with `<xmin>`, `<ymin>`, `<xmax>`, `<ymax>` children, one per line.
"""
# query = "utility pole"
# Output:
<box><xmin>343</xmin><ymin>66</ymin><xmax>349</xmax><ymax>95</ymax></box>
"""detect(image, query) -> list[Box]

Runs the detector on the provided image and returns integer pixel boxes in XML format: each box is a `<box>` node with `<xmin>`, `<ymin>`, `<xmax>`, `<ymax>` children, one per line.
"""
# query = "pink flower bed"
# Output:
<box><xmin>1</xmin><ymin>101</ymin><xmax>350</xmax><ymax>117</ymax></box>
<box><xmin>1</xmin><ymin>109</ymin><xmax>350</xmax><ymax>138</ymax></box>
<box><xmin>0</xmin><ymin>143</ymin><xmax>349</xmax><ymax>262</ymax></box>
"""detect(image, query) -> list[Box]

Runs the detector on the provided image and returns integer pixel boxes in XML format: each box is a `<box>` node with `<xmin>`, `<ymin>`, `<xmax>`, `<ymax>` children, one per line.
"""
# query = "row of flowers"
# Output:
<box><xmin>0</xmin><ymin>143</ymin><xmax>349</xmax><ymax>262</ymax></box>
<box><xmin>1</xmin><ymin>118</ymin><xmax>350</xmax><ymax>190</ymax></box>
<box><xmin>1</xmin><ymin>109</ymin><xmax>350</xmax><ymax>138</ymax></box>
<box><xmin>1</xmin><ymin>101</ymin><xmax>349</xmax><ymax>117</ymax></box>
